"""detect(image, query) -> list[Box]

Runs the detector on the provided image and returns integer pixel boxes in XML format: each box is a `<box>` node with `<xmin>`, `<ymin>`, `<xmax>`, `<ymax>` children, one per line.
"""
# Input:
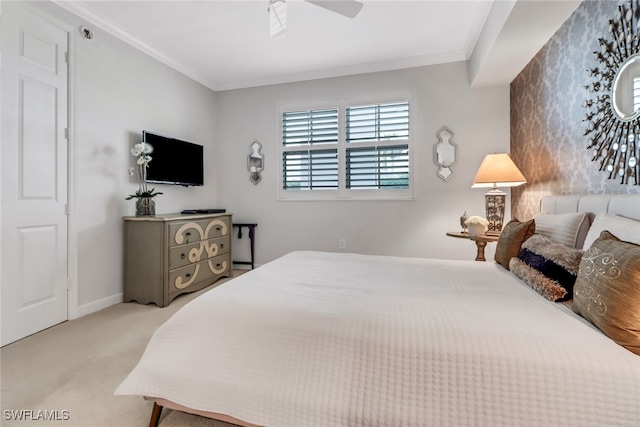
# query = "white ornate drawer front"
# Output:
<box><xmin>169</xmin><ymin>217</ymin><xmax>229</xmax><ymax>247</ymax></box>
<box><xmin>169</xmin><ymin>236</ymin><xmax>230</xmax><ymax>270</ymax></box>
<box><xmin>169</xmin><ymin>253</ymin><xmax>230</xmax><ymax>293</ymax></box>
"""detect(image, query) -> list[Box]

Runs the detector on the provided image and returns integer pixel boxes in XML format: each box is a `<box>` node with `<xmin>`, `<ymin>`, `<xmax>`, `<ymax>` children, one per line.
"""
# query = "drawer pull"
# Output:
<box><xmin>216</xmin><ymin>263</ymin><xmax>221</xmax><ymax>268</ymax></box>
<box><xmin>216</xmin><ymin>226</ymin><xmax>221</xmax><ymax>231</ymax></box>
<box><xmin>220</xmin><ymin>243</ymin><xmax>225</xmax><ymax>249</ymax></box>
<box><xmin>181</xmin><ymin>253</ymin><xmax>186</xmax><ymax>259</ymax></box>
<box><xmin>185</xmin><ymin>273</ymin><xmax>191</xmax><ymax>278</ymax></box>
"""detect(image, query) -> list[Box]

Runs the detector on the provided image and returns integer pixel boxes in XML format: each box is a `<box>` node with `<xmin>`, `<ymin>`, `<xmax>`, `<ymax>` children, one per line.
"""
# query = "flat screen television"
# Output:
<box><xmin>143</xmin><ymin>131</ymin><xmax>204</xmax><ymax>187</ymax></box>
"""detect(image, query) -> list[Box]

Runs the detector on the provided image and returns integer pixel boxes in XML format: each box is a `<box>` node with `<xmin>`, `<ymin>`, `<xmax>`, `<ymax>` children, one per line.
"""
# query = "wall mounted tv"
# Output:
<box><xmin>143</xmin><ymin>131</ymin><xmax>204</xmax><ymax>187</ymax></box>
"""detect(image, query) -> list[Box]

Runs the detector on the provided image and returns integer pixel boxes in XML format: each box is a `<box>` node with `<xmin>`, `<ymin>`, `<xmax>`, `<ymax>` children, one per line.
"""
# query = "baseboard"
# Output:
<box><xmin>233</xmin><ymin>264</ymin><xmax>261</xmax><ymax>271</ymax></box>
<box><xmin>77</xmin><ymin>293</ymin><xmax>123</xmax><ymax>318</ymax></box>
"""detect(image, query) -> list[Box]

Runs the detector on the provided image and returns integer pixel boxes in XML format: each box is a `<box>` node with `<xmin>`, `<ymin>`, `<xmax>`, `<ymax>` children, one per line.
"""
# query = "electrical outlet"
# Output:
<box><xmin>338</xmin><ymin>239</ymin><xmax>346</xmax><ymax>250</ymax></box>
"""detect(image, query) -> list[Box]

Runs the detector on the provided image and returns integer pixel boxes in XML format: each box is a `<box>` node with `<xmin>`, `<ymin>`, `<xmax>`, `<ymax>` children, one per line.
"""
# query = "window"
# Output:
<box><xmin>282</xmin><ymin>108</ymin><xmax>339</xmax><ymax>190</ymax></box>
<box><xmin>280</xmin><ymin>99</ymin><xmax>412</xmax><ymax>200</ymax></box>
<box><xmin>345</xmin><ymin>102</ymin><xmax>410</xmax><ymax>189</ymax></box>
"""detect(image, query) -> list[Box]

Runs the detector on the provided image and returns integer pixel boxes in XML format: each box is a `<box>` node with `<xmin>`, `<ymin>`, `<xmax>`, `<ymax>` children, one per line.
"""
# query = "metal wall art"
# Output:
<box><xmin>248</xmin><ymin>140</ymin><xmax>264</xmax><ymax>185</ymax></box>
<box><xmin>433</xmin><ymin>126</ymin><xmax>457</xmax><ymax>181</ymax></box>
<box><xmin>584</xmin><ymin>0</ymin><xmax>640</xmax><ymax>185</ymax></box>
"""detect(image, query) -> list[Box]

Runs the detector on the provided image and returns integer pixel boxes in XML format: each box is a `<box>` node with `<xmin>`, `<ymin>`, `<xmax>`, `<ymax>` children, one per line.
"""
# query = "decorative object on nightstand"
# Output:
<box><xmin>434</xmin><ymin>126</ymin><xmax>457</xmax><ymax>181</ymax></box>
<box><xmin>471</xmin><ymin>153</ymin><xmax>526</xmax><ymax>235</ymax></box>
<box><xmin>248</xmin><ymin>140</ymin><xmax>264</xmax><ymax>185</ymax></box>
<box><xmin>459</xmin><ymin>211</ymin><xmax>468</xmax><ymax>232</ymax></box>
<box><xmin>126</xmin><ymin>141</ymin><xmax>162</xmax><ymax>216</ymax></box>
<box><xmin>464</xmin><ymin>215</ymin><xmax>489</xmax><ymax>236</ymax></box>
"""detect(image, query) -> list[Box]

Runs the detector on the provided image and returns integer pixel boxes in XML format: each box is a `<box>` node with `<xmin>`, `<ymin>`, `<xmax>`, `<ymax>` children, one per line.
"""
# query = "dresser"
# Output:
<box><xmin>123</xmin><ymin>213</ymin><xmax>232</xmax><ymax>307</ymax></box>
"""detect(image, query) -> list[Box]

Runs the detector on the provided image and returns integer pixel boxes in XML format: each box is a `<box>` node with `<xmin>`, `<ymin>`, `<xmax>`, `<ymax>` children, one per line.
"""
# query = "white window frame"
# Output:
<box><xmin>277</xmin><ymin>92</ymin><xmax>415</xmax><ymax>201</ymax></box>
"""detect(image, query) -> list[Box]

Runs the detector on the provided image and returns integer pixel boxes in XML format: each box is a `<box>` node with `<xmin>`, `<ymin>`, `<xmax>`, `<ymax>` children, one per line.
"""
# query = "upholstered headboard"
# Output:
<box><xmin>540</xmin><ymin>194</ymin><xmax>640</xmax><ymax>221</ymax></box>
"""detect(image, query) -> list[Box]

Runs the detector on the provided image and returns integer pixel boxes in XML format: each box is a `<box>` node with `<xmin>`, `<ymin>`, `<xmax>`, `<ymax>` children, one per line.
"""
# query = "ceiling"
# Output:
<box><xmin>53</xmin><ymin>0</ymin><xmax>581</xmax><ymax>92</ymax></box>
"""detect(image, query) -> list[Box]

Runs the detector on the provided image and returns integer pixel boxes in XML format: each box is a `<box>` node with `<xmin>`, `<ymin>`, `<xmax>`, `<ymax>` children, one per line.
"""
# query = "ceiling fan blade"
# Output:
<box><xmin>305</xmin><ymin>0</ymin><xmax>364</xmax><ymax>19</ymax></box>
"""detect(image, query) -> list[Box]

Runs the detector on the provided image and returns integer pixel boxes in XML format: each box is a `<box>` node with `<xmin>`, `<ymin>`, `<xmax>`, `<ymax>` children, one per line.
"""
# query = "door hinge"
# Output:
<box><xmin>64</xmin><ymin>128</ymin><xmax>70</xmax><ymax>140</ymax></box>
<box><xmin>65</xmin><ymin>52</ymin><xmax>69</xmax><ymax>64</ymax></box>
<box><xmin>66</xmin><ymin>279</ymin><xmax>72</xmax><ymax>290</ymax></box>
<box><xmin>65</xmin><ymin>204</ymin><xmax>70</xmax><ymax>215</ymax></box>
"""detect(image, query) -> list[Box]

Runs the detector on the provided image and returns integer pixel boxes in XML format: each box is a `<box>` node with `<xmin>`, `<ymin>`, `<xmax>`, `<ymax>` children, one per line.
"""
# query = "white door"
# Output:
<box><xmin>1</xmin><ymin>2</ymin><xmax>69</xmax><ymax>346</ymax></box>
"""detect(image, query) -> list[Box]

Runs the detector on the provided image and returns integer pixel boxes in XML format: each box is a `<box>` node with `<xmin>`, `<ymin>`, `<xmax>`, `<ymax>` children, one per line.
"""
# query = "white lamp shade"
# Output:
<box><xmin>471</xmin><ymin>153</ymin><xmax>527</xmax><ymax>188</ymax></box>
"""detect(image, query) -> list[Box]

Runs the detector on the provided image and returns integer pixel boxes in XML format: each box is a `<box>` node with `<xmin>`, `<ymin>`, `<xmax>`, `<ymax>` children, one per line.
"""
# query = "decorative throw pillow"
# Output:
<box><xmin>582</xmin><ymin>212</ymin><xmax>640</xmax><ymax>249</ymax></box>
<box><xmin>494</xmin><ymin>219</ymin><xmax>535</xmax><ymax>270</ymax></box>
<box><xmin>533</xmin><ymin>212</ymin><xmax>590</xmax><ymax>249</ymax></box>
<box><xmin>509</xmin><ymin>234</ymin><xmax>584</xmax><ymax>302</ymax></box>
<box><xmin>573</xmin><ymin>231</ymin><xmax>640</xmax><ymax>356</ymax></box>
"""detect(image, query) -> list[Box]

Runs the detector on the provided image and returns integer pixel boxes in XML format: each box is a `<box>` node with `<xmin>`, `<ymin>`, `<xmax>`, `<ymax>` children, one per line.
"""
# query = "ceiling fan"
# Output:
<box><xmin>269</xmin><ymin>0</ymin><xmax>364</xmax><ymax>38</ymax></box>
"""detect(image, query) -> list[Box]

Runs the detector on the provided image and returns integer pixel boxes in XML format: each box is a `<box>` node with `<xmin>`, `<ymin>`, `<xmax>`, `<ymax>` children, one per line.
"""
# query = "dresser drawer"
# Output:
<box><xmin>169</xmin><ymin>216</ymin><xmax>230</xmax><ymax>247</ymax></box>
<box><xmin>169</xmin><ymin>253</ymin><xmax>230</xmax><ymax>294</ymax></box>
<box><xmin>168</xmin><ymin>236</ymin><xmax>230</xmax><ymax>270</ymax></box>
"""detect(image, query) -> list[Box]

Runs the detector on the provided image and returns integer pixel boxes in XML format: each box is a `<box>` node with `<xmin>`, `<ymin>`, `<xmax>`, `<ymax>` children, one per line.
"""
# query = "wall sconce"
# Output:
<box><xmin>248</xmin><ymin>140</ymin><xmax>264</xmax><ymax>185</ymax></box>
<box><xmin>433</xmin><ymin>126</ymin><xmax>457</xmax><ymax>181</ymax></box>
<box><xmin>471</xmin><ymin>153</ymin><xmax>526</xmax><ymax>235</ymax></box>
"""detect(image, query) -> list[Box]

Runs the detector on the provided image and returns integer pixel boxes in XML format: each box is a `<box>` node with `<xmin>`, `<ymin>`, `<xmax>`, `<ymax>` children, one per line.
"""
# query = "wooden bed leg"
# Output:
<box><xmin>148</xmin><ymin>402</ymin><xmax>163</xmax><ymax>427</ymax></box>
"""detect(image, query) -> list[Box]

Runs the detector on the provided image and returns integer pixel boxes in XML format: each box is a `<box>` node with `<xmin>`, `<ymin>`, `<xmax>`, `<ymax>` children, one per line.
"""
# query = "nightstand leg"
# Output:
<box><xmin>475</xmin><ymin>241</ymin><xmax>487</xmax><ymax>262</ymax></box>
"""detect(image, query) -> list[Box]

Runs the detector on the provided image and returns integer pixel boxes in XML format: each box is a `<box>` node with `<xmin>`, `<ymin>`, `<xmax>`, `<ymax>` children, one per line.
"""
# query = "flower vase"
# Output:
<box><xmin>467</xmin><ymin>224</ymin><xmax>486</xmax><ymax>236</ymax></box>
<box><xmin>135</xmin><ymin>197</ymin><xmax>155</xmax><ymax>216</ymax></box>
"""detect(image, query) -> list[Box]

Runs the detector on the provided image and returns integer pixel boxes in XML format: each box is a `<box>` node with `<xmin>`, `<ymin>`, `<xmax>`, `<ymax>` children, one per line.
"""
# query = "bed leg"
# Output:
<box><xmin>148</xmin><ymin>402</ymin><xmax>163</xmax><ymax>427</ymax></box>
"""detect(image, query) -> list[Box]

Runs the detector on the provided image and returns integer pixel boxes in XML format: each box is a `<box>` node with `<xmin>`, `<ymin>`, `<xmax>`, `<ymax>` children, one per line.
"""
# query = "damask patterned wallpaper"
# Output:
<box><xmin>510</xmin><ymin>0</ymin><xmax>640</xmax><ymax>220</ymax></box>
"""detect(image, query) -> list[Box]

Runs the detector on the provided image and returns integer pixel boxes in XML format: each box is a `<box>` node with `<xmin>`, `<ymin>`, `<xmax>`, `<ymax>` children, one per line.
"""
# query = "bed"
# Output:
<box><xmin>115</xmin><ymin>194</ymin><xmax>640</xmax><ymax>427</ymax></box>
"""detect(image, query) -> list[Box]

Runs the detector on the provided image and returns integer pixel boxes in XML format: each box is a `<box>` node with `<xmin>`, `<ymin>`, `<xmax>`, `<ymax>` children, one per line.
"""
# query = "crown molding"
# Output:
<box><xmin>51</xmin><ymin>0</ymin><xmax>217</xmax><ymax>91</ymax></box>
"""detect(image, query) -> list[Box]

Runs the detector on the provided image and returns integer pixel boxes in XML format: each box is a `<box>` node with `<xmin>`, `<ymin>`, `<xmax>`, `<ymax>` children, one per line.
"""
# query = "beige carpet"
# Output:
<box><xmin>1</xmin><ymin>272</ymin><xmax>246</xmax><ymax>427</ymax></box>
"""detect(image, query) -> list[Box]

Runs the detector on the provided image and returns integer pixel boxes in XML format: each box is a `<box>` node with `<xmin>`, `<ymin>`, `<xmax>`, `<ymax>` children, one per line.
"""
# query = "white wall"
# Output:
<box><xmin>216</xmin><ymin>63</ymin><xmax>510</xmax><ymax>265</ymax></box>
<box><xmin>30</xmin><ymin>2</ymin><xmax>219</xmax><ymax>312</ymax></box>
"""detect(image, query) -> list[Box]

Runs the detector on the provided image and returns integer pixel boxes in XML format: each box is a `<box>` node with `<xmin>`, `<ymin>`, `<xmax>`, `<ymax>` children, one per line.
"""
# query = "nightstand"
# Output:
<box><xmin>446</xmin><ymin>231</ymin><xmax>500</xmax><ymax>261</ymax></box>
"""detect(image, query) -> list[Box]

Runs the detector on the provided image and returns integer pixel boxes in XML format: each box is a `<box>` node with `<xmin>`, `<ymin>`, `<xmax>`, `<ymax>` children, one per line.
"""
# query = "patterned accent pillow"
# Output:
<box><xmin>509</xmin><ymin>234</ymin><xmax>584</xmax><ymax>301</ymax></box>
<box><xmin>573</xmin><ymin>231</ymin><xmax>640</xmax><ymax>355</ymax></box>
<box><xmin>494</xmin><ymin>219</ymin><xmax>535</xmax><ymax>270</ymax></box>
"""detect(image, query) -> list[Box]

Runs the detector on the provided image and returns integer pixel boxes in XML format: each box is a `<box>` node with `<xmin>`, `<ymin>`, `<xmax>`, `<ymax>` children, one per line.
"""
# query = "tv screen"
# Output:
<box><xmin>143</xmin><ymin>131</ymin><xmax>204</xmax><ymax>187</ymax></box>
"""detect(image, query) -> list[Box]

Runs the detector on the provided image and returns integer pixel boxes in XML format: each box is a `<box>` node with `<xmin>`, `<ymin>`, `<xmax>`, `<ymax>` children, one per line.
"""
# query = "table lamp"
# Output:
<box><xmin>471</xmin><ymin>153</ymin><xmax>526</xmax><ymax>235</ymax></box>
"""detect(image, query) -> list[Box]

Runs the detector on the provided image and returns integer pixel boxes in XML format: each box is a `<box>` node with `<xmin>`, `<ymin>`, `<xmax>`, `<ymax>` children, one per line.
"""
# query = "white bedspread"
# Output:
<box><xmin>116</xmin><ymin>251</ymin><xmax>640</xmax><ymax>426</ymax></box>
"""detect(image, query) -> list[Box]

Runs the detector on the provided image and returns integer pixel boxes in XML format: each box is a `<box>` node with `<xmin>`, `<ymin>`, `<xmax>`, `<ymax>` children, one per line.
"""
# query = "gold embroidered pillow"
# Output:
<box><xmin>573</xmin><ymin>231</ymin><xmax>640</xmax><ymax>355</ymax></box>
<box><xmin>494</xmin><ymin>219</ymin><xmax>535</xmax><ymax>270</ymax></box>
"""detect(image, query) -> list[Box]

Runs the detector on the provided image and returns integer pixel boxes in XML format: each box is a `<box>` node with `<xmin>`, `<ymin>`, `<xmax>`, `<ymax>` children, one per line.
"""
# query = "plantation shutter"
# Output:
<box><xmin>346</xmin><ymin>102</ymin><xmax>409</xmax><ymax>143</ymax></box>
<box><xmin>346</xmin><ymin>145</ymin><xmax>409</xmax><ymax>189</ymax></box>
<box><xmin>282</xmin><ymin>108</ymin><xmax>339</xmax><ymax>190</ymax></box>
<box><xmin>282</xmin><ymin>108</ymin><xmax>338</xmax><ymax>146</ymax></box>
<box><xmin>345</xmin><ymin>102</ymin><xmax>409</xmax><ymax>189</ymax></box>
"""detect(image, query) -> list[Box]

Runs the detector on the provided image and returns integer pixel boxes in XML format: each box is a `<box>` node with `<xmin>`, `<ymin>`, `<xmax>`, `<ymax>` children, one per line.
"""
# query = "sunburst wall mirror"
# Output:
<box><xmin>584</xmin><ymin>0</ymin><xmax>640</xmax><ymax>185</ymax></box>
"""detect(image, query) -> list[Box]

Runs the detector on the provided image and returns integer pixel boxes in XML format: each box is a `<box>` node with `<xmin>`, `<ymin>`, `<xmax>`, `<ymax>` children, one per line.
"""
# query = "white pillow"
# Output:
<box><xmin>582</xmin><ymin>212</ymin><xmax>640</xmax><ymax>249</ymax></box>
<box><xmin>533</xmin><ymin>212</ymin><xmax>590</xmax><ymax>248</ymax></box>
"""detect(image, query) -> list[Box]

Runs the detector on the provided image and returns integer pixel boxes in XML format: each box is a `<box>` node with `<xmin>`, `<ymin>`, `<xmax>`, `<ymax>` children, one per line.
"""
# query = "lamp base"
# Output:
<box><xmin>485</xmin><ymin>188</ymin><xmax>506</xmax><ymax>235</ymax></box>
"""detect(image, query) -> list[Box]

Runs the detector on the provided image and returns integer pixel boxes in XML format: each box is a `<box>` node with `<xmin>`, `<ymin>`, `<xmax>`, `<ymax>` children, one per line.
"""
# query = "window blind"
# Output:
<box><xmin>346</xmin><ymin>102</ymin><xmax>409</xmax><ymax>143</ymax></box>
<box><xmin>346</xmin><ymin>145</ymin><xmax>409</xmax><ymax>189</ymax></box>
<box><xmin>282</xmin><ymin>109</ymin><xmax>339</xmax><ymax>146</ymax></box>
<box><xmin>282</xmin><ymin>149</ymin><xmax>339</xmax><ymax>190</ymax></box>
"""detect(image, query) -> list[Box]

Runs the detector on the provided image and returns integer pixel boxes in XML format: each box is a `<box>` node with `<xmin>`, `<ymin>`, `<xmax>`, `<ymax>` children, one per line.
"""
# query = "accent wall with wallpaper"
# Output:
<box><xmin>511</xmin><ymin>0</ymin><xmax>640</xmax><ymax>221</ymax></box>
